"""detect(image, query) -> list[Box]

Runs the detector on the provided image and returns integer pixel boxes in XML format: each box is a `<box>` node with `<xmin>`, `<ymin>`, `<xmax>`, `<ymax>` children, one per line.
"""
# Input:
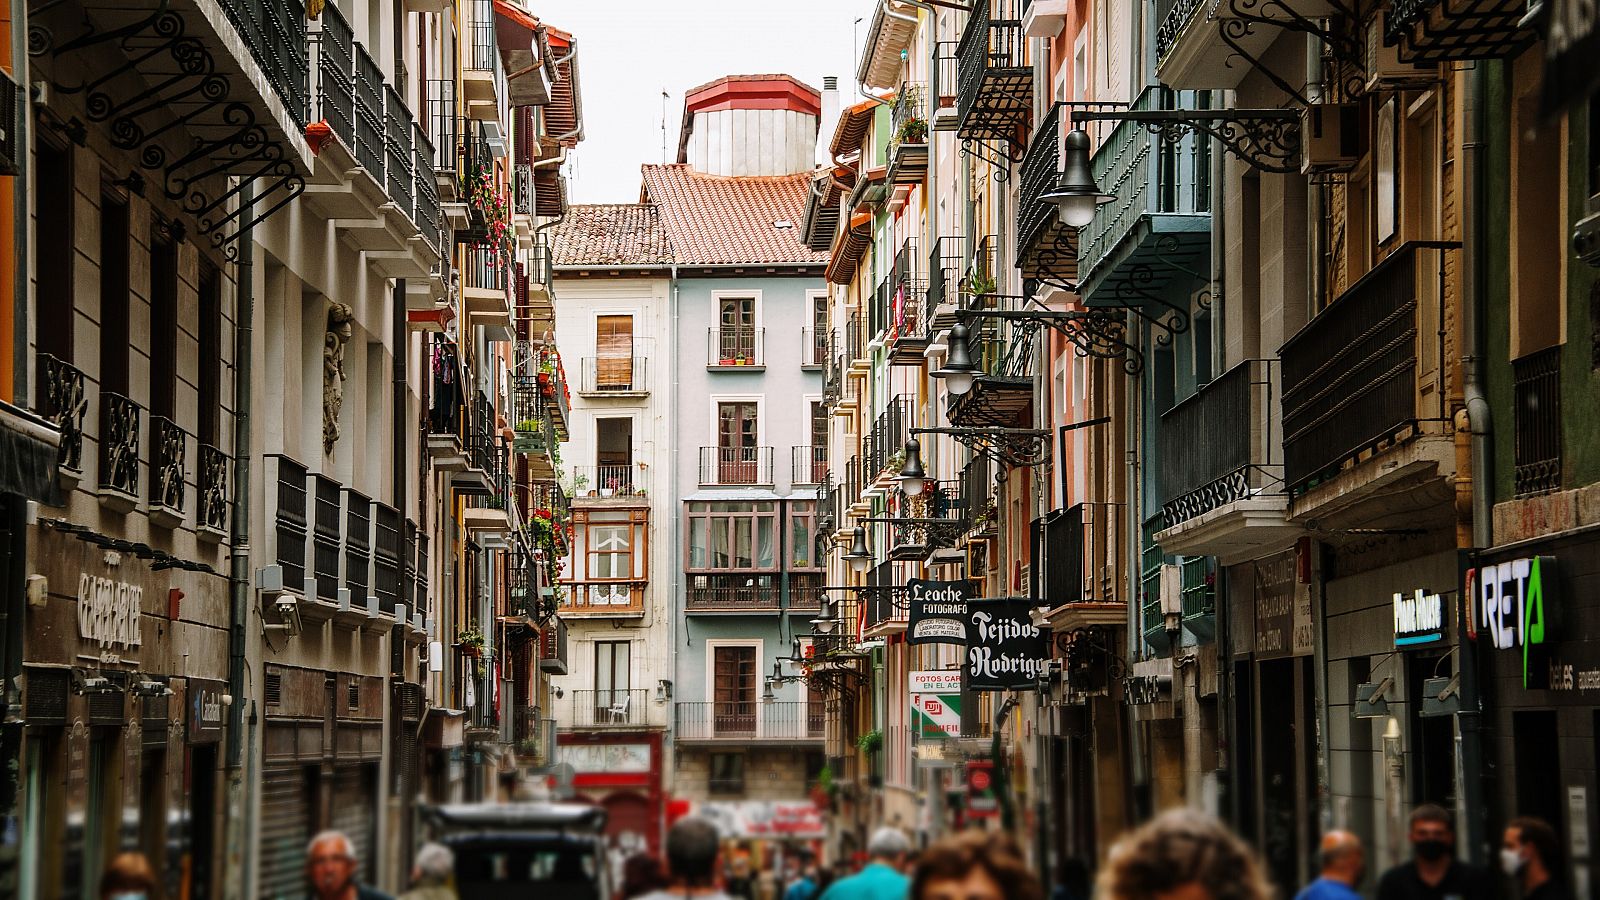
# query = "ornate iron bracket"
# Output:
<box><xmin>1072</xmin><ymin>108</ymin><xmax>1301</xmax><ymax>175</ymax></box>
<box><xmin>859</xmin><ymin>515</ymin><xmax>968</xmax><ymax>557</ymax></box>
<box><xmin>957</xmin><ymin>306</ymin><xmax>1147</xmax><ymax>375</ymax></box>
<box><xmin>960</xmin><ymin>138</ymin><xmax>1013</xmax><ymax>182</ymax></box>
<box><xmin>911</xmin><ymin>426</ymin><xmax>1051</xmax><ymax>470</ymax></box>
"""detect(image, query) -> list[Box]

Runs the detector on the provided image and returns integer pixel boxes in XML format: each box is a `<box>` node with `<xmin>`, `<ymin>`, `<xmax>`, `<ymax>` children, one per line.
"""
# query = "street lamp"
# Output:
<box><xmin>896</xmin><ymin>439</ymin><xmax>927</xmax><ymax>496</ymax></box>
<box><xmin>932</xmin><ymin>323</ymin><xmax>978</xmax><ymax>395</ymax></box>
<box><xmin>811</xmin><ymin>598</ymin><xmax>839</xmax><ymax>634</ymax></box>
<box><xmin>1039</xmin><ymin>128</ymin><xmax>1115</xmax><ymax>228</ymax></box>
<box><xmin>844</xmin><ymin>526</ymin><xmax>872</xmax><ymax>573</ymax></box>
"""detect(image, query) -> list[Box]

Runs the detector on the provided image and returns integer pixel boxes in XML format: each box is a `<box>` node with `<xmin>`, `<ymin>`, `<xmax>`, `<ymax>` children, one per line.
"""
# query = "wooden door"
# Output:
<box><xmin>719</xmin><ymin>297</ymin><xmax>755</xmax><ymax>362</ymax></box>
<box><xmin>713</xmin><ymin>646</ymin><xmax>757</xmax><ymax>735</ymax></box>
<box><xmin>717</xmin><ymin>402</ymin><xmax>758</xmax><ymax>483</ymax></box>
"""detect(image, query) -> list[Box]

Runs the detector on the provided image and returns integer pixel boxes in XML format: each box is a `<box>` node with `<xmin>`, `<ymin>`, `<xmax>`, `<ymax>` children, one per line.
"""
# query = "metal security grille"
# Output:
<box><xmin>259</xmin><ymin>764</ymin><xmax>313</xmax><ymax>900</ymax></box>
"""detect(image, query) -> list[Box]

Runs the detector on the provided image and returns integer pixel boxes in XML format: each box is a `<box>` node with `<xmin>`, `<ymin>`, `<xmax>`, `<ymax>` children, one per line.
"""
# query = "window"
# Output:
<box><xmin>687</xmin><ymin>502</ymin><xmax>778</xmax><ymax>571</ymax></box>
<box><xmin>149</xmin><ymin>224</ymin><xmax>179</xmax><ymax>421</ymax></box>
<box><xmin>595</xmin><ymin>640</ymin><xmax>630</xmax><ymax>705</ymax></box>
<box><xmin>587</xmin><ymin>525</ymin><xmax>632</xmax><ymax>580</ymax></box>
<box><xmin>35</xmin><ymin>140</ymin><xmax>73</xmax><ymax>362</ymax></box>
<box><xmin>809</xmin><ymin>294</ymin><xmax>829</xmax><ymax>365</ymax></box>
<box><xmin>708</xmin><ymin>752</ymin><xmax>745</xmax><ymax>795</ymax></box>
<box><xmin>596</xmin><ymin>417</ymin><xmax>634</xmax><ymax>492</ymax></box>
<box><xmin>595</xmin><ymin>315</ymin><xmax>635</xmax><ymax>390</ymax></box>
<box><xmin>100</xmin><ymin>188</ymin><xmax>131</xmax><ymax>396</ymax></box>
<box><xmin>197</xmin><ymin>265</ymin><xmax>222</xmax><ymax>446</ymax></box>
<box><xmin>788</xmin><ymin>501</ymin><xmax>819</xmax><ymax>571</ymax></box>
<box><xmin>718</xmin><ymin>297</ymin><xmax>756</xmax><ymax>362</ymax></box>
<box><xmin>712</xmin><ymin>646</ymin><xmax>757</xmax><ymax>736</ymax></box>
<box><xmin>716</xmin><ymin>402</ymin><xmax>760</xmax><ymax>483</ymax></box>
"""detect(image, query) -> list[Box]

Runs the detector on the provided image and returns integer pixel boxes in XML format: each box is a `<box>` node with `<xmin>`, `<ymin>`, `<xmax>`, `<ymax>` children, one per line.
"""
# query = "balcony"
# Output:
<box><xmin>675</xmin><ymin>701</ymin><xmax>824</xmax><ymax>743</ymax></box>
<box><xmin>197</xmin><ymin>443</ymin><xmax>228</xmax><ymax>538</ymax></box>
<box><xmin>562</xmin><ymin>581</ymin><xmax>647</xmax><ymax>617</ymax></box>
<box><xmin>1040</xmin><ymin>502</ymin><xmax>1128</xmax><ymax>631</ymax></box>
<box><xmin>707</xmin><ymin>327</ymin><xmax>765</xmax><ymax>369</ymax></box>
<box><xmin>1078</xmin><ymin>87</ymin><xmax>1211</xmax><ymax>309</ymax></box>
<box><xmin>426</xmin><ymin>340</ymin><xmax>469</xmax><ymax>471</ymax></box>
<box><xmin>571</xmin><ymin>465</ymin><xmax>649</xmax><ymax>501</ymax></box>
<box><xmin>698</xmin><ymin>447</ymin><xmax>775</xmax><ymax>486</ymax></box>
<box><xmin>862</xmin><ymin>397</ymin><xmax>913</xmax><ymax>486</ymax></box>
<box><xmin>452</xmin><ymin>395</ymin><xmax>501</xmax><ymax>495</ymax></box>
<box><xmin>888</xmin><ymin>240</ymin><xmax>930</xmax><ymax>364</ymax></box>
<box><xmin>461</xmin><ymin>0</ymin><xmax>502</xmax><ymax>112</ymax></box>
<box><xmin>1512</xmin><ymin>345</ymin><xmax>1562</xmax><ymax>498</ymax></box>
<box><xmin>35</xmin><ymin>354</ymin><xmax>86</xmax><ymax>482</ymax></box>
<box><xmin>846</xmin><ymin>312</ymin><xmax>870</xmax><ymax>371</ymax></box>
<box><xmin>1023</xmin><ymin>0</ymin><xmax>1071</xmax><ymax>36</ymax></box>
<box><xmin>1155</xmin><ymin>359</ymin><xmax>1296</xmax><ymax>561</ymax></box>
<box><xmin>685</xmin><ymin>573</ymin><xmax>781</xmax><ymax>612</ymax></box>
<box><xmin>861</xmin><ymin>561</ymin><xmax>908</xmax><ymax>634</ymax></box>
<box><xmin>949</xmin><ymin>294</ymin><xmax>1039</xmax><ymax>429</ymax></box>
<box><xmin>567</xmin><ymin>689</ymin><xmax>652</xmax><ymax>728</ymax></box>
<box><xmin>1385</xmin><ymin>0</ymin><xmax>1534</xmax><ymax>64</ymax></box>
<box><xmin>527</xmin><ymin>236</ymin><xmax>555</xmax><ymax>307</ymax></box>
<box><xmin>1155</xmin><ymin>0</ymin><xmax>1337</xmax><ymax>89</ymax></box>
<box><xmin>1179</xmin><ymin>555</ymin><xmax>1217</xmax><ymax>642</ymax></box>
<box><xmin>792</xmin><ymin>446</ymin><xmax>828</xmax><ymax>486</ymax></box>
<box><xmin>426</xmin><ymin>81</ymin><xmax>459</xmax><ymax>199</ymax></box>
<box><xmin>579</xmin><ymin>355</ymin><xmax>648</xmax><ymax>396</ymax></box>
<box><xmin>789</xmin><ymin>572</ymin><xmax>824</xmax><ymax>611</ymax></box>
<box><xmin>148</xmin><ymin>416</ymin><xmax>186</xmax><ymax>528</ymax></box>
<box><xmin>540</xmin><ymin>619</ymin><xmax>569</xmax><ymax>675</ymax></box>
<box><xmin>887</xmin><ymin>83</ymin><xmax>929</xmax><ymax>185</ymax></box>
<box><xmin>925</xmin><ymin>236</ymin><xmax>965</xmax><ymax>332</ymax></box>
<box><xmin>512</xmin><ymin>380</ymin><xmax>559</xmax><ymax>480</ymax></box>
<box><xmin>1016</xmin><ymin>105</ymin><xmax>1079</xmax><ymax>283</ymax></box>
<box><xmin>887</xmin><ymin>480</ymin><xmax>969</xmax><ymax>561</ymax></box>
<box><xmin>956</xmin><ymin>0</ymin><xmax>1033</xmax><ymax>148</ymax></box>
<box><xmin>1280</xmin><ymin>242</ymin><xmax>1454</xmax><ymax>501</ymax></box>
<box><xmin>802</xmin><ymin>328</ymin><xmax>829</xmax><ymax>369</ymax></box>
<box><xmin>462</xmin><ymin>245</ymin><xmax>513</xmax><ymax>337</ymax></box>
<box><xmin>931</xmin><ymin>40</ymin><xmax>961</xmax><ymax>132</ymax></box>
<box><xmin>98</xmin><ymin>392</ymin><xmax>142</xmax><ymax>512</ymax></box>
<box><xmin>461</xmin><ymin>492</ymin><xmax>512</xmax><ymax>542</ymax></box>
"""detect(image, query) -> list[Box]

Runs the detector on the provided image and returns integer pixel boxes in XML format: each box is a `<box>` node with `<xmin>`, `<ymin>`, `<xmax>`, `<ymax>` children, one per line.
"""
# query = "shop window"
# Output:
<box><xmin>709</xmin><ymin>752</ymin><xmax>745</xmax><ymax>795</ymax></box>
<box><xmin>1514</xmin><ymin>710</ymin><xmax>1563</xmax><ymax>830</ymax></box>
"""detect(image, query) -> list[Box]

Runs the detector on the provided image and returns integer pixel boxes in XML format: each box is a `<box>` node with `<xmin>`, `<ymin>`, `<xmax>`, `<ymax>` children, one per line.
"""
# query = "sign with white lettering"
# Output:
<box><xmin>188</xmin><ymin>678</ymin><xmax>227</xmax><ymax>744</ymax></box>
<box><xmin>1394</xmin><ymin>588</ymin><xmax>1447</xmax><ymax>648</ymax></box>
<box><xmin>965</xmin><ymin>597</ymin><xmax>1048</xmax><ymax>691</ymax></box>
<box><xmin>1254</xmin><ymin>553</ymin><xmax>1296</xmax><ymax>660</ymax></box>
<box><xmin>908</xmin><ymin>579</ymin><xmax>971</xmax><ymax>645</ymax></box>
<box><xmin>1468</xmin><ymin>557</ymin><xmax>1558</xmax><ymax>688</ymax></box>
<box><xmin>76</xmin><ymin>574</ymin><xmax>143</xmax><ymax>651</ymax></box>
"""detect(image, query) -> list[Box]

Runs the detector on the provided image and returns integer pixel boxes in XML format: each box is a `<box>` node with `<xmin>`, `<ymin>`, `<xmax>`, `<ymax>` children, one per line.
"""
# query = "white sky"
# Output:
<box><xmin>539</xmin><ymin>0</ymin><xmax>870</xmax><ymax>203</ymax></box>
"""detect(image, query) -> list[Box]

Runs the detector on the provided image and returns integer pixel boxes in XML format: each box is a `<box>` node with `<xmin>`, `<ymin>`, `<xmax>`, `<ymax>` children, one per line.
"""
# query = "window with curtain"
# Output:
<box><xmin>686</xmin><ymin>502</ymin><xmax>777</xmax><ymax>571</ymax></box>
<box><xmin>595</xmin><ymin>640</ymin><xmax>630</xmax><ymax>704</ymax></box>
<box><xmin>596</xmin><ymin>315</ymin><xmax>634</xmax><ymax>390</ymax></box>
<box><xmin>788</xmin><ymin>501</ymin><xmax>817</xmax><ymax>570</ymax></box>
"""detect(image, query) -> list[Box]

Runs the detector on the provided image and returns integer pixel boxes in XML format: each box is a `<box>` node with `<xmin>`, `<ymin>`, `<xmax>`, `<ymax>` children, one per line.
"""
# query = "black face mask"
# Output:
<box><xmin>1414</xmin><ymin>840</ymin><xmax>1451</xmax><ymax>862</ymax></box>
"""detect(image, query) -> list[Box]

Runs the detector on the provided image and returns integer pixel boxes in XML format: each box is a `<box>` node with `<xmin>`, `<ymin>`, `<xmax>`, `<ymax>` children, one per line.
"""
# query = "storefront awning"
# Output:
<box><xmin>0</xmin><ymin>400</ymin><xmax>62</xmax><ymax>505</ymax></box>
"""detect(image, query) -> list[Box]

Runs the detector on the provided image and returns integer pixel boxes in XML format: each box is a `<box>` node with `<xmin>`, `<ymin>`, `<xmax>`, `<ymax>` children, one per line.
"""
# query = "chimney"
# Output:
<box><xmin>682</xmin><ymin>75</ymin><xmax>823</xmax><ymax>176</ymax></box>
<box><xmin>817</xmin><ymin>76</ymin><xmax>841</xmax><ymax>167</ymax></box>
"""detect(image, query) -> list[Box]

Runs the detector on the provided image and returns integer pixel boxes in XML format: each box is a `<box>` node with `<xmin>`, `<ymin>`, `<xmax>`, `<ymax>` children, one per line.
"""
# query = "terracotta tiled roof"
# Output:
<box><xmin>640</xmin><ymin>164</ymin><xmax>829</xmax><ymax>266</ymax></box>
<box><xmin>549</xmin><ymin>204</ymin><xmax>673</xmax><ymax>268</ymax></box>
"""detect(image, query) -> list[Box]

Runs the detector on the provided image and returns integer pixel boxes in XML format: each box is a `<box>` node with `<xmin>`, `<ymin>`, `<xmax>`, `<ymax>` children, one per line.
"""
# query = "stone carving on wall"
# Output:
<box><xmin>323</xmin><ymin>302</ymin><xmax>355</xmax><ymax>456</ymax></box>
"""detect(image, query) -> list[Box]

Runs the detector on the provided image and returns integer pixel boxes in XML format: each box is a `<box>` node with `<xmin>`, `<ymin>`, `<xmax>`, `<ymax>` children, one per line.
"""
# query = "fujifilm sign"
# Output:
<box><xmin>1393</xmin><ymin>588</ymin><xmax>1445</xmax><ymax>648</ymax></box>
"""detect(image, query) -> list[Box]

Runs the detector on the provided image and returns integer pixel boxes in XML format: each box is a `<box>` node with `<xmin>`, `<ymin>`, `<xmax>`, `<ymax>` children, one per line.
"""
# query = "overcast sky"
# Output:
<box><xmin>541</xmin><ymin>0</ymin><xmax>868</xmax><ymax>203</ymax></box>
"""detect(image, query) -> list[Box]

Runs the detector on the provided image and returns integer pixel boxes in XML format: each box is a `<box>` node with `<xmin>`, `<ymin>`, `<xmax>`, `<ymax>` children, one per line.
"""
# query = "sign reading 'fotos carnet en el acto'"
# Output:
<box><xmin>966</xmin><ymin>597</ymin><xmax>1050</xmax><ymax>691</ymax></box>
<box><xmin>907</xmin><ymin>579</ymin><xmax>972</xmax><ymax>645</ymax></box>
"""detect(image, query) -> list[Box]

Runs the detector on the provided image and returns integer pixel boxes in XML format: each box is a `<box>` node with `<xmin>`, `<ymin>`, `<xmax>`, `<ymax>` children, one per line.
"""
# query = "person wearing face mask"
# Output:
<box><xmin>100</xmin><ymin>852</ymin><xmax>159</xmax><ymax>900</ymax></box>
<box><xmin>1296</xmin><ymin>830</ymin><xmax>1365</xmax><ymax>900</ymax></box>
<box><xmin>1501</xmin><ymin>816</ymin><xmax>1571</xmax><ymax>900</ymax></box>
<box><xmin>1375</xmin><ymin>804</ymin><xmax>1491</xmax><ymax>900</ymax></box>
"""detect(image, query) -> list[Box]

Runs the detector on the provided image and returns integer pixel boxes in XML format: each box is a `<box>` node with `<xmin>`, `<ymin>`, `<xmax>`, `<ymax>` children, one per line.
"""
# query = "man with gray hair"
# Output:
<box><xmin>819</xmin><ymin>827</ymin><xmax>911</xmax><ymax>900</ymax></box>
<box><xmin>634</xmin><ymin>816</ymin><xmax>732</xmax><ymax>900</ymax></box>
<box><xmin>307</xmin><ymin>830</ymin><xmax>395</xmax><ymax>900</ymax></box>
<box><xmin>399</xmin><ymin>842</ymin><xmax>456</xmax><ymax>900</ymax></box>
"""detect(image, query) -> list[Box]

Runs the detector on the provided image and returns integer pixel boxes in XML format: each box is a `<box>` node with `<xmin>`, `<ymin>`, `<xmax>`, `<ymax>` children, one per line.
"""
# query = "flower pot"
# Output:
<box><xmin>599</xmin><ymin>488</ymin><xmax>615</xmax><ymax>498</ymax></box>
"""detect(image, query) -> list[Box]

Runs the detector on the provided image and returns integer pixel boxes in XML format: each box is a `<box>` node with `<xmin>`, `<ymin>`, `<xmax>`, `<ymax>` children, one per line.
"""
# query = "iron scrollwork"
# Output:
<box><xmin>911</xmin><ymin>426</ymin><xmax>1052</xmax><ymax>471</ymax></box>
<box><xmin>99</xmin><ymin>392</ymin><xmax>142</xmax><ymax>497</ymax></box>
<box><xmin>198</xmin><ymin>443</ymin><xmax>229</xmax><ymax>532</ymax></box>
<box><xmin>37</xmin><ymin>353</ymin><xmax>87</xmax><ymax>472</ymax></box>
<box><xmin>1073</xmin><ymin>108</ymin><xmax>1302</xmax><ymax>175</ymax></box>
<box><xmin>150</xmin><ymin>416</ymin><xmax>186</xmax><ymax>515</ymax></box>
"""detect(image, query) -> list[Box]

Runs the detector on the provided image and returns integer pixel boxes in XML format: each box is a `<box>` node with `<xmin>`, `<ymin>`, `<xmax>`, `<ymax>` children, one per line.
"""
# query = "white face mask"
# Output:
<box><xmin>110</xmin><ymin>894</ymin><xmax>147</xmax><ymax>900</ymax></box>
<box><xmin>1500</xmin><ymin>848</ymin><xmax>1526</xmax><ymax>877</ymax></box>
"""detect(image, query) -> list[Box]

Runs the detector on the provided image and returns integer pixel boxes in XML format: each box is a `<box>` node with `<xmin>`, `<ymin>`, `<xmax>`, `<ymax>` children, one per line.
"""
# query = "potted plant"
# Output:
<box><xmin>456</xmin><ymin>628</ymin><xmax>485</xmax><ymax>657</ymax></box>
<box><xmin>897</xmin><ymin>115</ymin><xmax>928</xmax><ymax>146</ymax></box>
<box><xmin>856</xmin><ymin>729</ymin><xmax>883</xmax><ymax>755</ymax></box>
<box><xmin>600</xmin><ymin>476</ymin><xmax>620</xmax><ymax>498</ymax></box>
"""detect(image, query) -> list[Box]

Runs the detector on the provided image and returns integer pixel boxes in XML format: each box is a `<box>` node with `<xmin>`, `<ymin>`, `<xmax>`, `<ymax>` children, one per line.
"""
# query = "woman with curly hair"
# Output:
<box><xmin>911</xmin><ymin>830</ymin><xmax>1043</xmax><ymax>900</ymax></box>
<box><xmin>1098</xmin><ymin>810</ymin><xmax>1274</xmax><ymax>900</ymax></box>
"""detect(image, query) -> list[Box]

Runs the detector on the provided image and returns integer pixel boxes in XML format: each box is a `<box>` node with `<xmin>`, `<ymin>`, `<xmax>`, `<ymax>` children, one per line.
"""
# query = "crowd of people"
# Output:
<box><xmin>85</xmin><ymin>804</ymin><xmax>1575</xmax><ymax>900</ymax></box>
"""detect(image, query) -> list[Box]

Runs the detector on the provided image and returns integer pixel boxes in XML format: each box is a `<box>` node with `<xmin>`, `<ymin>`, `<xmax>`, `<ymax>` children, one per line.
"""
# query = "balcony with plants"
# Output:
<box><xmin>570</xmin><ymin>464</ymin><xmax>650</xmax><ymax>502</ymax></box>
<box><xmin>461</xmin><ymin>0</ymin><xmax>506</xmax><ymax>116</ymax></box>
<box><xmin>1154</xmin><ymin>359</ymin><xmax>1295</xmax><ymax>560</ymax></box>
<box><xmin>886</xmin><ymin>83</ymin><xmax>929</xmax><ymax>185</ymax></box>
<box><xmin>461</xmin><ymin>244</ymin><xmax>514</xmax><ymax>337</ymax></box>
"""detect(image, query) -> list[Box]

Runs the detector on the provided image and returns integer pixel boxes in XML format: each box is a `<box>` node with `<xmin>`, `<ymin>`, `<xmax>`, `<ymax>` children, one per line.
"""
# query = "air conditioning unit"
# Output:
<box><xmin>1365</xmin><ymin>16</ymin><xmax>1430</xmax><ymax>90</ymax></box>
<box><xmin>1300</xmin><ymin>103</ymin><xmax>1362</xmax><ymax>174</ymax></box>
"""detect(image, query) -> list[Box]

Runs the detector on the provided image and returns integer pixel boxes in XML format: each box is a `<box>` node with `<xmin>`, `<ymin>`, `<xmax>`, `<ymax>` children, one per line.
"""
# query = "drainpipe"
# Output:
<box><xmin>857</xmin><ymin>0</ymin><xmax>921</xmax><ymax>106</ymax></box>
<box><xmin>225</xmin><ymin>182</ymin><xmax>255</xmax><ymax>900</ymax></box>
<box><xmin>1457</xmin><ymin>59</ymin><xmax>1490</xmax><ymax>868</ymax></box>
<box><xmin>388</xmin><ymin>276</ymin><xmax>407</xmax><ymax>882</ymax></box>
<box><xmin>666</xmin><ymin>262</ymin><xmax>680</xmax><ymax>847</ymax></box>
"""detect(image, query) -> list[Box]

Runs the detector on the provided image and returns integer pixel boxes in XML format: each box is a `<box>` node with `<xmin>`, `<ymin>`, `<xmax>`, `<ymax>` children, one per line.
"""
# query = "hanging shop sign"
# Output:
<box><xmin>188</xmin><ymin>678</ymin><xmax>228</xmax><ymax>744</ymax></box>
<box><xmin>1394</xmin><ymin>588</ymin><xmax>1447</xmax><ymax>648</ymax></box>
<box><xmin>77</xmin><ymin>573</ymin><xmax>144</xmax><ymax>661</ymax></box>
<box><xmin>910</xmin><ymin>670</ymin><xmax>963</xmax><ymax>740</ymax></box>
<box><xmin>696</xmin><ymin>801</ymin><xmax>826</xmax><ymax>839</ymax></box>
<box><xmin>1253</xmin><ymin>552</ymin><xmax>1296</xmax><ymax>660</ymax></box>
<box><xmin>1468</xmin><ymin>556</ymin><xmax>1558</xmax><ymax>688</ymax></box>
<box><xmin>908</xmin><ymin>579</ymin><xmax>971</xmax><ymax>645</ymax></box>
<box><xmin>966</xmin><ymin>598</ymin><xmax>1049</xmax><ymax>691</ymax></box>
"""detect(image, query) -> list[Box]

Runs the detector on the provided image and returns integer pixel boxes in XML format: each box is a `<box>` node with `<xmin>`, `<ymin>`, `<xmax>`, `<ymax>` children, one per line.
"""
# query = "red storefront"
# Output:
<box><xmin>557</xmin><ymin>731</ymin><xmax>665</xmax><ymax>858</ymax></box>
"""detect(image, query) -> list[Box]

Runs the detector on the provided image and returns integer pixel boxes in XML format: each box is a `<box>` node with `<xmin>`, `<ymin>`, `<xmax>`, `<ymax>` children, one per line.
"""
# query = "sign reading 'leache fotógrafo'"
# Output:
<box><xmin>908</xmin><ymin>579</ymin><xmax>971</xmax><ymax>645</ymax></box>
<box><xmin>966</xmin><ymin>598</ymin><xmax>1049</xmax><ymax>691</ymax></box>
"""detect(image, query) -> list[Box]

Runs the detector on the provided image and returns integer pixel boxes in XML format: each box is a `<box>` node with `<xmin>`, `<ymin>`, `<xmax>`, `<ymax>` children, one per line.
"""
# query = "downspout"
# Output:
<box><xmin>387</xmin><ymin>277</ymin><xmax>407</xmax><ymax>884</ymax></box>
<box><xmin>1457</xmin><ymin>59</ymin><xmax>1490</xmax><ymax>868</ymax></box>
<box><xmin>666</xmin><ymin>262</ymin><xmax>680</xmax><ymax>848</ymax></box>
<box><xmin>225</xmin><ymin>182</ymin><xmax>255</xmax><ymax>900</ymax></box>
<box><xmin>856</xmin><ymin>0</ymin><xmax>920</xmax><ymax>105</ymax></box>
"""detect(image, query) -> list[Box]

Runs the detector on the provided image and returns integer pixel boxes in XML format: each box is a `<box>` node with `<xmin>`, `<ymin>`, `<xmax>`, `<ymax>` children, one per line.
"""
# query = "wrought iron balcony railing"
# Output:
<box><xmin>676</xmin><ymin>700</ymin><xmax>824</xmax><ymax>741</ymax></box>
<box><xmin>956</xmin><ymin>0</ymin><xmax>1032</xmax><ymax>146</ymax></box>
<box><xmin>466</xmin><ymin>0</ymin><xmax>497</xmax><ymax>71</ymax></box>
<box><xmin>513</xmin><ymin>163</ymin><xmax>534</xmax><ymax>217</ymax></box>
<box><xmin>1512</xmin><ymin>344</ymin><xmax>1562</xmax><ymax>497</ymax></box>
<box><xmin>1159</xmin><ymin>359</ymin><xmax>1282</xmax><ymax>528</ymax></box>
<box><xmin>274</xmin><ymin>456</ymin><xmax>309</xmax><ymax>590</ymax></box>
<box><xmin>888</xmin><ymin>82</ymin><xmax>929</xmax><ymax>183</ymax></box>
<box><xmin>1156</xmin><ymin>0</ymin><xmax>1210</xmax><ymax>64</ymax></box>
<box><xmin>99</xmin><ymin>392</ymin><xmax>141</xmax><ymax>498</ymax></box>
<box><xmin>932</xmin><ymin>41</ymin><xmax>961</xmax><ymax>130</ymax></box>
<box><xmin>888</xmin><ymin>480</ymin><xmax>969</xmax><ymax>559</ymax></box>
<box><xmin>686</xmin><ymin>573</ymin><xmax>781</xmax><ymax>610</ymax></box>
<box><xmin>311</xmin><ymin>474</ymin><xmax>341</xmax><ymax>602</ymax></box>
<box><xmin>352</xmin><ymin>42</ymin><xmax>385</xmax><ymax>178</ymax></box>
<box><xmin>568</xmin><ymin>689</ymin><xmax>651</xmax><ymax>727</ymax></box>
<box><xmin>149</xmin><ymin>416</ymin><xmax>186</xmax><ymax>519</ymax></box>
<box><xmin>580</xmin><ymin>355</ymin><xmax>648</xmax><ymax>394</ymax></box>
<box><xmin>1386</xmin><ymin>0</ymin><xmax>1534</xmax><ymax>63</ymax></box>
<box><xmin>384</xmin><ymin>85</ymin><xmax>415</xmax><ymax>217</ymax></box>
<box><xmin>35</xmin><ymin>354</ymin><xmax>86</xmax><ymax>473</ymax></box>
<box><xmin>1017</xmin><ymin>104</ymin><xmax>1079</xmax><ymax>282</ymax></box>
<box><xmin>427</xmin><ymin>340</ymin><xmax>466</xmax><ymax>440</ymax></box>
<box><xmin>529</xmin><ymin>236</ymin><xmax>554</xmax><ymax>287</ymax></box>
<box><xmin>708</xmin><ymin>326</ymin><xmax>765</xmax><ymax>367</ymax></box>
<box><xmin>219</xmin><ymin>0</ymin><xmax>309</xmax><ymax>125</ymax></box>
<box><xmin>413</xmin><ymin>123</ymin><xmax>441</xmax><ymax>249</ymax></box>
<box><xmin>571</xmin><ymin>464</ymin><xmax>648</xmax><ymax>498</ymax></box>
<box><xmin>802</xmin><ymin>327</ymin><xmax>830</xmax><ymax>368</ymax></box>
<box><xmin>344</xmin><ymin>489</ymin><xmax>372</xmax><ymax>605</ymax></box>
<box><xmin>313</xmin><ymin>2</ymin><xmax>355</xmax><ymax>150</ymax></box>
<box><xmin>793</xmin><ymin>446</ymin><xmax>828</xmax><ymax>485</ymax></box>
<box><xmin>425</xmin><ymin>80</ymin><xmax>457</xmax><ymax>174</ymax></box>
<box><xmin>864</xmin><ymin>396</ymin><xmax>914</xmax><ymax>480</ymax></box>
<box><xmin>198</xmin><ymin>443</ymin><xmax>228</xmax><ymax>534</ymax></box>
<box><xmin>698</xmin><ymin>446</ymin><xmax>775</xmax><ymax>486</ymax></box>
<box><xmin>846</xmin><ymin>312</ymin><xmax>868</xmax><ymax>364</ymax></box>
<box><xmin>1281</xmin><ymin>242</ymin><xmax>1451</xmax><ymax>494</ymax></box>
<box><xmin>926</xmin><ymin>236</ymin><xmax>965</xmax><ymax>329</ymax></box>
<box><xmin>563</xmin><ymin>582</ymin><xmax>647</xmax><ymax>616</ymax></box>
<box><xmin>961</xmin><ymin>455</ymin><xmax>996</xmax><ymax>532</ymax></box>
<box><xmin>1042</xmin><ymin>501</ymin><xmax>1125</xmax><ymax>606</ymax></box>
<box><xmin>462</xmin><ymin>245</ymin><xmax>509</xmax><ymax>293</ymax></box>
<box><xmin>844</xmin><ymin>455</ymin><xmax>864</xmax><ymax>506</ymax></box>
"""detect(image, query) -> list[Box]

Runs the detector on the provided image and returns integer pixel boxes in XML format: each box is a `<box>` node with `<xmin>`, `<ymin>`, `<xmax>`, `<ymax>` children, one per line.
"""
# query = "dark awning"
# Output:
<box><xmin>0</xmin><ymin>400</ymin><xmax>63</xmax><ymax>505</ymax></box>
